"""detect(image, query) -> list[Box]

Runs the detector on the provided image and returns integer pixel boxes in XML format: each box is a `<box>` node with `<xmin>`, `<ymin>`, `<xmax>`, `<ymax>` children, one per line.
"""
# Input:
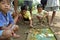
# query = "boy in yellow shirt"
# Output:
<box><xmin>19</xmin><ymin>5</ymin><xmax>33</xmax><ymax>28</ymax></box>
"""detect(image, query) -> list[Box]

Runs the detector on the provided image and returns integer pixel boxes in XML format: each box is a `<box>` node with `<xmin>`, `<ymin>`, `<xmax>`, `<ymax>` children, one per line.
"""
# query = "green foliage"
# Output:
<box><xmin>18</xmin><ymin>0</ymin><xmax>24</xmax><ymax>6</ymax></box>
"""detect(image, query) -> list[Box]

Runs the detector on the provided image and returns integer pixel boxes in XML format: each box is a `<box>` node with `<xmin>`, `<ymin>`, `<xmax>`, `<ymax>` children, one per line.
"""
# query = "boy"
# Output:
<box><xmin>0</xmin><ymin>0</ymin><xmax>20</xmax><ymax>39</ymax></box>
<box><xmin>24</xmin><ymin>0</ymin><xmax>33</xmax><ymax>15</ymax></box>
<box><xmin>36</xmin><ymin>4</ymin><xmax>49</xmax><ymax>24</ymax></box>
<box><xmin>19</xmin><ymin>5</ymin><xmax>33</xmax><ymax>28</ymax></box>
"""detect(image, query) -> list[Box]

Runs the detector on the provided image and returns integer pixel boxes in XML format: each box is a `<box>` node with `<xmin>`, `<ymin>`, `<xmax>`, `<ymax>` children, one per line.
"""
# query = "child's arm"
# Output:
<box><xmin>13</xmin><ymin>11</ymin><xmax>19</xmax><ymax>23</ymax></box>
<box><xmin>36</xmin><ymin>14</ymin><xmax>43</xmax><ymax>20</ymax></box>
<box><xmin>0</xmin><ymin>20</ymin><xmax>8</xmax><ymax>30</ymax></box>
<box><xmin>1</xmin><ymin>24</ymin><xmax>13</xmax><ymax>30</ymax></box>
<box><xmin>13</xmin><ymin>15</ymin><xmax>19</xmax><ymax>24</ymax></box>
<box><xmin>43</xmin><ymin>12</ymin><xmax>48</xmax><ymax>18</ymax></box>
<box><xmin>2</xmin><ymin>16</ymin><xmax>19</xmax><ymax>30</ymax></box>
<box><xmin>13</xmin><ymin>0</ymin><xmax>19</xmax><ymax>24</ymax></box>
<box><xmin>8</xmin><ymin>0</ymin><xmax>19</xmax><ymax>29</ymax></box>
<box><xmin>6</xmin><ymin>12</ymin><xmax>19</xmax><ymax>29</ymax></box>
<box><xmin>8</xmin><ymin>15</ymin><xmax>19</xmax><ymax>29</ymax></box>
<box><xmin>43</xmin><ymin>12</ymin><xmax>50</xmax><ymax>24</ymax></box>
<box><xmin>27</xmin><ymin>11</ymin><xmax>33</xmax><ymax>27</ymax></box>
<box><xmin>29</xmin><ymin>15</ymin><xmax>33</xmax><ymax>27</ymax></box>
<box><xmin>43</xmin><ymin>13</ymin><xmax>48</xmax><ymax>18</ymax></box>
<box><xmin>1</xmin><ymin>14</ymin><xmax>19</xmax><ymax>30</ymax></box>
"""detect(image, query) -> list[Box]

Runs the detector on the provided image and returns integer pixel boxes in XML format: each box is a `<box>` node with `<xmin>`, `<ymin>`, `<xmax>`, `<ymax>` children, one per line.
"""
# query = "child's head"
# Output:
<box><xmin>0</xmin><ymin>0</ymin><xmax>10</xmax><ymax>13</ymax></box>
<box><xmin>37</xmin><ymin>4</ymin><xmax>43</xmax><ymax>12</ymax></box>
<box><xmin>21</xmin><ymin>5</ymin><xmax>28</xmax><ymax>14</ymax></box>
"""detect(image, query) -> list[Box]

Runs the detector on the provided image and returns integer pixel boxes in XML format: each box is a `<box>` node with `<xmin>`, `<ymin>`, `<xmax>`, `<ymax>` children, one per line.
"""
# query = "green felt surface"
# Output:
<box><xmin>27</xmin><ymin>28</ymin><xmax>56</xmax><ymax>40</ymax></box>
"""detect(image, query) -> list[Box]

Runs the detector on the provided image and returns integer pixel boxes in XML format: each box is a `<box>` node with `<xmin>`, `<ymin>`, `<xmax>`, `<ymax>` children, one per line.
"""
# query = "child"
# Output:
<box><xmin>19</xmin><ymin>5</ymin><xmax>33</xmax><ymax>28</ymax></box>
<box><xmin>36</xmin><ymin>4</ymin><xmax>49</xmax><ymax>24</ymax></box>
<box><xmin>0</xmin><ymin>0</ymin><xmax>20</xmax><ymax>39</ymax></box>
<box><xmin>24</xmin><ymin>0</ymin><xmax>33</xmax><ymax>15</ymax></box>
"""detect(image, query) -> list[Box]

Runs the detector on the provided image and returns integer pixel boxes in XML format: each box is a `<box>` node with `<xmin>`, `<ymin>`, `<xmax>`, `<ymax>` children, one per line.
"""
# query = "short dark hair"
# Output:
<box><xmin>0</xmin><ymin>0</ymin><xmax>10</xmax><ymax>3</ymax></box>
<box><xmin>21</xmin><ymin>5</ymin><xmax>28</xmax><ymax>11</ymax></box>
<box><xmin>37</xmin><ymin>4</ymin><xmax>43</xmax><ymax>8</ymax></box>
<box><xmin>0</xmin><ymin>0</ymin><xmax>3</xmax><ymax>2</ymax></box>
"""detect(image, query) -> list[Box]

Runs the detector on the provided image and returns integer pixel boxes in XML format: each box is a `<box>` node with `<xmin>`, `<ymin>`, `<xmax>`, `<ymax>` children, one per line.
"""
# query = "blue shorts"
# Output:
<box><xmin>0</xmin><ymin>30</ymin><xmax>3</xmax><ymax>37</ymax></box>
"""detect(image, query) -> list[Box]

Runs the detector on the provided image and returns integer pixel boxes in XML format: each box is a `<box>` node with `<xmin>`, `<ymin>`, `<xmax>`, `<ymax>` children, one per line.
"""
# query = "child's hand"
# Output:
<box><xmin>2</xmin><ymin>27</ymin><xmax>10</xmax><ymax>30</ymax></box>
<box><xmin>12</xmin><ymin>33</ymin><xmax>20</xmax><ymax>38</ymax></box>
<box><xmin>43</xmin><ymin>16</ymin><xmax>46</xmax><ymax>18</ymax></box>
<box><xmin>5</xmin><ymin>27</ymin><xmax>10</xmax><ymax>30</ymax></box>
<box><xmin>30</xmin><ymin>24</ymin><xmax>33</xmax><ymax>28</ymax></box>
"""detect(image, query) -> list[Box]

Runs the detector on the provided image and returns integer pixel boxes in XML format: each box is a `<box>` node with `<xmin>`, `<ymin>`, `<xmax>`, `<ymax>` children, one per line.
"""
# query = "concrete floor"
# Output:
<box><xmin>14</xmin><ymin>11</ymin><xmax>60</xmax><ymax>40</ymax></box>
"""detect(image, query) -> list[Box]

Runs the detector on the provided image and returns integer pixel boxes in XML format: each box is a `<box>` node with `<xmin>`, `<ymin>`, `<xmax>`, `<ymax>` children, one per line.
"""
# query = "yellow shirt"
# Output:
<box><xmin>23</xmin><ymin>11</ymin><xmax>31</xmax><ymax>20</ymax></box>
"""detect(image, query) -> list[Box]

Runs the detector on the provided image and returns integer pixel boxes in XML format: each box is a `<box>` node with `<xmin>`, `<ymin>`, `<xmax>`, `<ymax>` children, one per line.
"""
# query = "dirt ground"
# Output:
<box><xmin>14</xmin><ymin>11</ymin><xmax>60</xmax><ymax>40</ymax></box>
